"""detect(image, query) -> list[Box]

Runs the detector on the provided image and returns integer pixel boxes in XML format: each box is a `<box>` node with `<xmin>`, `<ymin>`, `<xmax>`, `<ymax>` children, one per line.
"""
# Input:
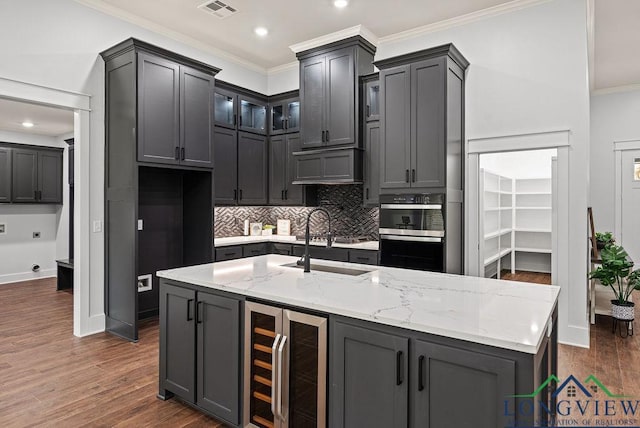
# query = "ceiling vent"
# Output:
<box><xmin>198</xmin><ymin>0</ymin><xmax>238</xmax><ymax>19</ymax></box>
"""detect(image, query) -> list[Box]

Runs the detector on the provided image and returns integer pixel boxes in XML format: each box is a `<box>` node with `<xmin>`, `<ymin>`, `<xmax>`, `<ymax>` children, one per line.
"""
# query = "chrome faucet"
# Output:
<box><xmin>298</xmin><ymin>208</ymin><xmax>333</xmax><ymax>272</ymax></box>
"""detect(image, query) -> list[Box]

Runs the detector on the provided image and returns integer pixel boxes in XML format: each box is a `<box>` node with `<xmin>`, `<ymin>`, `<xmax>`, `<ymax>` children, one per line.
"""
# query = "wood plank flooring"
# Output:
<box><xmin>1</xmin><ymin>278</ymin><xmax>639</xmax><ymax>426</ymax></box>
<box><xmin>0</xmin><ymin>278</ymin><xmax>222</xmax><ymax>427</ymax></box>
<box><xmin>500</xmin><ymin>269</ymin><xmax>552</xmax><ymax>285</ymax></box>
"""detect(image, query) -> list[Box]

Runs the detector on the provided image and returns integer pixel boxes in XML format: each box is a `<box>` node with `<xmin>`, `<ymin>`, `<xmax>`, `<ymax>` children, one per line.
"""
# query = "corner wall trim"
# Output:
<box><xmin>613</xmin><ymin>139</ymin><xmax>640</xmax><ymax>151</ymax></box>
<box><xmin>467</xmin><ymin>129</ymin><xmax>570</xmax><ymax>154</ymax></box>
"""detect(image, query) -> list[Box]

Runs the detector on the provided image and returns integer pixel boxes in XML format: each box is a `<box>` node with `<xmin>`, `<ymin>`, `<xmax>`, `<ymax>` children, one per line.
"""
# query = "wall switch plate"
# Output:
<box><xmin>0</xmin><ymin>223</ymin><xmax>5</xmax><ymax>234</ymax></box>
<box><xmin>92</xmin><ymin>220</ymin><xmax>102</xmax><ymax>233</ymax></box>
<box><xmin>137</xmin><ymin>274</ymin><xmax>152</xmax><ymax>292</ymax></box>
<box><xmin>33</xmin><ymin>232</ymin><xmax>41</xmax><ymax>239</ymax></box>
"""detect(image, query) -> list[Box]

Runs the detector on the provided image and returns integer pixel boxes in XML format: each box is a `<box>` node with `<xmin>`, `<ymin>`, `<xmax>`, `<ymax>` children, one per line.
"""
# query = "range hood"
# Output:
<box><xmin>292</xmin><ymin>147</ymin><xmax>363</xmax><ymax>185</ymax></box>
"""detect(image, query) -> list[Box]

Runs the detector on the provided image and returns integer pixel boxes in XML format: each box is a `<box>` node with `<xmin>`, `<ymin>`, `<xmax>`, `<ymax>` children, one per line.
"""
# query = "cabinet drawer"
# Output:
<box><xmin>242</xmin><ymin>243</ymin><xmax>268</xmax><ymax>258</ymax></box>
<box><xmin>270</xmin><ymin>243</ymin><xmax>293</xmax><ymax>255</ymax></box>
<box><xmin>215</xmin><ymin>246</ymin><xmax>243</xmax><ymax>261</ymax></box>
<box><xmin>349</xmin><ymin>250</ymin><xmax>378</xmax><ymax>265</ymax></box>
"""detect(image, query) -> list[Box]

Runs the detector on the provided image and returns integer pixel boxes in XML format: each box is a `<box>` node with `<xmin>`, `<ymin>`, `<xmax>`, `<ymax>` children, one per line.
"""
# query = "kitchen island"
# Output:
<box><xmin>157</xmin><ymin>255</ymin><xmax>559</xmax><ymax>427</ymax></box>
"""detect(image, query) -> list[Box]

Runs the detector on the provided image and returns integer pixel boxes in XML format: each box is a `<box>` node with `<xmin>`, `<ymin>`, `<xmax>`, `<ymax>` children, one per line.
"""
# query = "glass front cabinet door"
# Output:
<box><xmin>239</xmin><ymin>96</ymin><xmax>268</xmax><ymax>135</ymax></box>
<box><xmin>214</xmin><ymin>88</ymin><xmax>237</xmax><ymax>129</ymax></box>
<box><xmin>244</xmin><ymin>301</ymin><xmax>327</xmax><ymax>428</ymax></box>
<box><xmin>365</xmin><ymin>80</ymin><xmax>380</xmax><ymax>121</ymax></box>
<box><xmin>270</xmin><ymin>98</ymin><xmax>300</xmax><ymax>135</ymax></box>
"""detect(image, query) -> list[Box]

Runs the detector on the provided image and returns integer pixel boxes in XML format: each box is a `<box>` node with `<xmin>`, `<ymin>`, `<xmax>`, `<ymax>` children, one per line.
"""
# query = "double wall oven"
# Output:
<box><xmin>379</xmin><ymin>194</ymin><xmax>446</xmax><ymax>272</ymax></box>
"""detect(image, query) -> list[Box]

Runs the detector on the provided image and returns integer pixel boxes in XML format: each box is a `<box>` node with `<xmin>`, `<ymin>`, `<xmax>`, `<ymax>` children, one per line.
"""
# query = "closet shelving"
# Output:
<box><xmin>481</xmin><ymin>172</ymin><xmax>553</xmax><ymax>278</ymax></box>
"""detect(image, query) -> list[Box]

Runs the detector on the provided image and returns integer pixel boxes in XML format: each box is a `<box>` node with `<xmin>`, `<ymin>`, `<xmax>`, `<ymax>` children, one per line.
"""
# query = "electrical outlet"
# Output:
<box><xmin>92</xmin><ymin>220</ymin><xmax>102</xmax><ymax>233</ymax></box>
<box><xmin>137</xmin><ymin>274</ymin><xmax>152</xmax><ymax>292</ymax></box>
<box><xmin>0</xmin><ymin>223</ymin><xmax>5</xmax><ymax>234</ymax></box>
<box><xmin>33</xmin><ymin>232</ymin><xmax>41</xmax><ymax>239</ymax></box>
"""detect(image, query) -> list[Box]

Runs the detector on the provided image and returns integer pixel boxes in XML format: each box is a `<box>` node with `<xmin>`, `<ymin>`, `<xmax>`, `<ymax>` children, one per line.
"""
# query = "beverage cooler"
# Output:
<box><xmin>244</xmin><ymin>301</ymin><xmax>327</xmax><ymax>428</ymax></box>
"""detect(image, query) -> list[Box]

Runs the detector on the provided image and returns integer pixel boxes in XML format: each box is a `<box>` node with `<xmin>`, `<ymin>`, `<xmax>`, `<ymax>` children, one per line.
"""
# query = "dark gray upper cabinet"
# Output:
<box><xmin>38</xmin><ymin>150</ymin><xmax>63</xmax><ymax>203</ymax></box>
<box><xmin>8</xmin><ymin>145</ymin><xmax>62</xmax><ymax>204</ymax></box>
<box><xmin>213</xmin><ymin>87</ymin><xmax>237</xmax><ymax>129</ymax></box>
<box><xmin>411</xmin><ymin>339</ymin><xmax>515</xmax><ymax>428</ymax></box>
<box><xmin>0</xmin><ymin>146</ymin><xmax>11</xmax><ymax>202</ymax></box>
<box><xmin>180</xmin><ymin>66</ymin><xmax>214</xmax><ymax>168</ymax></box>
<box><xmin>363</xmin><ymin>121</ymin><xmax>380</xmax><ymax>206</ymax></box>
<box><xmin>269</xmin><ymin>96</ymin><xmax>300</xmax><ymax>135</ymax></box>
<box><xmin>330</xmin><ymin>318</ymin><xmax>409</xmax><ymax>428</ymax></box>
<box><xmin>238</xmin><ymin>95</ymin><xmax>267</xmax><ymax>135</ymax></box>
<box><xmin>213</xmin><ymin>126</ymin><xmax>238</xmax><ymax>205</ymax></box>
<box><xmin>365</xmin><ymin>79</ymin><xmax>380</xmax><ymax>122</ymax></box>
<box><xmin>237</xmin><ymin>131</ymin><xmax>268</xmax><ymax>205</ymax></box>
<box><xmin>269</xmin><ymin>133</ymin><xmax>315</xmax><ymax>205</ymax></box>
<box><xmin>376</xmin><ymin>44</ymin><xmax>468</xmax><ymax>193</ymax></box>
<box><xmin>297</xmin><ymin>37</ymin><xmax>375</xmax><ymax>150</ymax></box>
<box><xmin>137</xmin><ymin>52</ymin><xmax>180</xmax><ymax>165</ymax></box>
<box><xmin>137</xmin><ymin>50</ymin><xmax>215</xmax><ymax>168</ymax></box>
<box><xmin>292</xmin><ymin>147</ymin><xmax>363</xmax><ymax>185</ymax></box>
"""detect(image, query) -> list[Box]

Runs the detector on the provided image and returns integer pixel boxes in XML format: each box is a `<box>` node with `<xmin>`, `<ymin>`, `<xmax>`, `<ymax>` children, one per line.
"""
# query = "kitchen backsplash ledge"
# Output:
<box><xmin>214</xmin><ymin>185</ymin><xmax>379</xmax><ymax>240</ymax></box>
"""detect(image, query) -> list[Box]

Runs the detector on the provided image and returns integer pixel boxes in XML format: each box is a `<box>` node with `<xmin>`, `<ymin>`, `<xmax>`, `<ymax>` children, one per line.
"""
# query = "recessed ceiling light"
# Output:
<box><xmin>334</xmin><ymin>0</ymin><xmax>348</xmax><ymax>8</ymax></box>
<box><xmin>254</xmin><ymin>27</ymin><xmax>268</xmax><ymax>37</ymax></box>
<box><xmin>22</xmin><ymin>121</ymin><xmax>34</xmax><ymax>128</ymax></box>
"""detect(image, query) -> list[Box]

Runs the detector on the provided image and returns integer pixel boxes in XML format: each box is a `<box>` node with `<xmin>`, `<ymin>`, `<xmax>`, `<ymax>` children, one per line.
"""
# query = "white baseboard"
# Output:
<box><xmin>0</xmin><ymin>269</ymin><xmax>56</xmax><ymax>285</ymax></box>
<box><xmin>74</xmin><ymin>313</ymin><xmax>106</xmax><ymax>337</ymax></box>
<box><xmin>558</xmin><ymin>324</ymin><xmax>590</xmax><ymax>348</ymax></box>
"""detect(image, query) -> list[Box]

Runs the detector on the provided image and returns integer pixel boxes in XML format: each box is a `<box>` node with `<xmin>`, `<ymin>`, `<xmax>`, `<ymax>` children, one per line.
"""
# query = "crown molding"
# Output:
<box><xmin>73</xmin><ymin>0</ymin><xmax>267</xmax><ymax>74</ymax></box>
<box><xmin>378</xmin><ymin>0</ymin><xmax>552</xmax><ymax>44</ymax></box>
<box><xmin>289</xmin><ymin>25</ymin><xmax>378</xmax><ymax>54</ymax></box>
<box><xmin>267</xmin><ymin>61</ymin><xmax>298</xmax><ymax>75</ymax></box>
<box><xmin>592</xmin><ymin>83</ymin><xmax>640</xmax><ymax>96</ymax></box>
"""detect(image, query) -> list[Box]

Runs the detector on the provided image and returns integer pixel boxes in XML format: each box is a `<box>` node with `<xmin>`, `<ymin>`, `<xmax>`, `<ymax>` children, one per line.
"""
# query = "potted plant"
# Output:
<box><xmin>595</xmin><ymin>231</ymin><xmax>615</xmax><ymax>250</ymax></box>
<box><xmin>589</xmin><ymin>244</ymin><xmax>640</xmax><ymax>321</ymax></box>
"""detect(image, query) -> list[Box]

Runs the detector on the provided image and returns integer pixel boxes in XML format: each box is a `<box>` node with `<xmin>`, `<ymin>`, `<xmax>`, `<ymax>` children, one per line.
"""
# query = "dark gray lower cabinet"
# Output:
<box><xmin>215</xmin><ymin>245</ymin><xmax>243</xmax><ymax>261</ymax></box>
<box><xmin>411</xmin><ymin>340</ymin><xmax>515</xmax><ymax>428</ymax></box>
<box><xmin>292</xmin><ymin>245</ymin><xmax>349</xmax><ymax>262</ymax></box>
<box><xmin>269</xmin><ymin>243</ymin><xmax>293</xmax><ymax>255</ymax></box>
<box><xmin>348</xmin><ymin>249</ymin><xmax>378</xmax><ymax>265</ymax></box>
<box><xmin>330</xmin><ymin>318</ymin><xmax>409</xmax><ymax>428</ymax></box>
<box><xmin>242</xmin><ymin>243</ymin><xmax>267</xmax><ymax>257</ymax></box>
<box><xmin>159</xmin><ymin>280</ymin><xmax>241</xmax><ymax>426</ymax></box>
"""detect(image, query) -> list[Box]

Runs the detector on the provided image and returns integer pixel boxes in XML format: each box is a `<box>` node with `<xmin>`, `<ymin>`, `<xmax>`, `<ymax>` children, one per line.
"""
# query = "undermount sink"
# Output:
<box><xmin>281</xmin><ymin>262</ymin><xmax>372</xmax><ymax>276</ymax></box>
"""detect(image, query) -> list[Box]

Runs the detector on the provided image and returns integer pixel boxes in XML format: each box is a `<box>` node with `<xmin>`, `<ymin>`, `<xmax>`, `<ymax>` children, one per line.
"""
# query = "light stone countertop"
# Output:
<box><xmin>214</xmin><ymin>235</ymin><xmax>379</xmax><ymax>250</ymax></box>
<box><xmin>157</xmin><ymin>255</ymin><xmax>559</xmax><ymax>354</ymax></box>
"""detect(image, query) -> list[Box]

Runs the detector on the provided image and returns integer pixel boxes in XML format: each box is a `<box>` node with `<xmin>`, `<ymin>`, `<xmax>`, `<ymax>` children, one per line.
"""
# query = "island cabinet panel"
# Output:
<box><xmin>159</xmin><ymin>280</ymin><xmax>242</xmax><ymax>426</ymax></box>
<box><xmin>411</xmin><ymin>340</ymin><xmax>515</xmax><ymax>428</ymax></box>
<box><xmin>330</xmin><ymin>318</ymin><xmax>409</xmax><ymax>428</ymax></box>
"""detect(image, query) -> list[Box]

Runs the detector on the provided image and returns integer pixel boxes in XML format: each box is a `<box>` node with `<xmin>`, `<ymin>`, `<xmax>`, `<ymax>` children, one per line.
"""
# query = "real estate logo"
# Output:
<box><xmin>503</xmin><ymin>374</ymin><xmax>639</xmax><ymax>427</ymax></box>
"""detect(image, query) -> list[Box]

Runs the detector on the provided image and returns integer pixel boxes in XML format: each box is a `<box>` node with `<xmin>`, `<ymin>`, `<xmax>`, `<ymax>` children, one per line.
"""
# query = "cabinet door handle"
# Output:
<box><xmin>418</xmin><ymin>355</ymin><xmax>425</xmax><ymax>391</ymax></box>
<box><xmin>39</xmin><ymin>190</ymin><xmax>42</xmax><ymax>200</ymax></box>
<box><xmin>271</xmin><ymin>334</ymin><xmax>282</xmax><ymax>417</ymax></box>
<box><xmin>396</xmin><ymin>350</ymin><xmax>403</xmax><ymax>385</ymax></box>
<box><xmin>175</xmin><ymin>146</ymin><xmax>180</xmax><ymax>160</ymax></box>
<box><xmin>366</xmin><ymin>105</ymin><xmax>370</xmax><ymax>117</ymax></box>
<box><xmin>281</xmin><ymin>190</ymin><xmax>285</xmax><ymax>200</ymax></box>
<box><xmin>284</xmin><ymin>189</ymin><xmax>288</xmax><ymax>200</ymax></box>
<box><xmin>186</xmin><ymin>299</ymin><xmax>194</xmax><ymax>321</ymax></box>
<box><xmin>365</xmin><ymin>188</ymin><xmax>369</xmax><ymax>199</ymax></box>
<box><xmin>34</xmin><ymin>190</ymin><xmax>38</xmax><ymax>200</ymax></box>
<box><xmin>277</xmin><ymin>335</ymin><xmax>287</xmax><ymax>419</ymax></box>
<box><xmin>326</xmin><ymin>129</ymin><xmax>330</xmax><ymax>142</ymax></box>
<box><xmin>405</xmin><ymin>169</ymin><xmax>410</xmax><ymax>183</ymax></box>
<box><xmin>239</xmin><ymin>115</ymin><xmax>243</xmax><ymax>127</ymax></box>
<box><xmin>239</xmin><ymin>189</ymin><xmax>243</xmax><ymax>200</ymax></box>
<box><xmin>233</xmin><ymin>189</ymin><xmax>237</xmax><ymax>201</ymax></box>
<box><xmin>196</xmin><ymin>301</ymin><xmax>203</xmax><ymax>324</ymax></box>
<box><xmin>284</xmin><ymin>118</ymin><xmax>288</xmax><ymax>129</ymax></box>
<box><xmin>233</xmin><ymin>114</ymin><xmax>237</xmax><ymax>126</ymax></box>
<box><xmin>224</xmin><ymin>252</ymin><xmax>236</xmax><ymax>257</ymax></box>
<box><xmin>412</xmin><ymin>169</ymin><xmax>416</xmax><ymax>183</ymax></box>
<box><xmin>181</xmin><ymin>147</ymin><xmax>185</xmax><ymax>161</ymax></box>
<box><xmin>322</xmin><ymin>130</ymin><xmax>326</xmax><ymax>142</ymax></box>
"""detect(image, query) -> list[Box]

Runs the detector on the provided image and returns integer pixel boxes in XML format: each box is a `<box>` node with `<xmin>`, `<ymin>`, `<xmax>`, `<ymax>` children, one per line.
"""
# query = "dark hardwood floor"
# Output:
<box><xmin>500</xmin><ymin>269</ymin><xmax>552</xmax><ymax>285</ymax></box>
<box><xmin>1</xmin><ymin>277</ymin><xmax>638</xmax><ymax>426</ymax></box>
<box><xmin>0</xmin><ymin>278</ymin><xmax>222</xmax><ymax>427</ymax></box>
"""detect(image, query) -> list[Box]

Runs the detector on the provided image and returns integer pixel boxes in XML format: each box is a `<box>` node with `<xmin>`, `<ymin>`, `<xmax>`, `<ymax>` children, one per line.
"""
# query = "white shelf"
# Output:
<box><xmin>515</xmin><ymin>247</ymin><xmax>552</xmax><ymax>254</ymax></box>
<box><xmin>515</xmin><ymin>228</ymin><xmax>551</xmax><ymax>233</ymax></box>
<box><xmin>484</xmin><ymin>229</ymin><xmax>512</xmax><ymax>240</ymax></box>
<box><xmin>515</xmin><ymin>206</ymin><xmax>551</xmax><ymax>210</ymax></box>
<box><xmin>485</xmin><ymin>207</ymin><xmax>511</xmax><ymax>212</ymax></box>
<box><xmin>484</xmin><ymin>248</ymin><xmax>513</xmax><ymax>265</ymax></box>
<box><xmin>516</xmin><ymin>191</ymin><xmax>550</xmax><ymax>195</ymax></box>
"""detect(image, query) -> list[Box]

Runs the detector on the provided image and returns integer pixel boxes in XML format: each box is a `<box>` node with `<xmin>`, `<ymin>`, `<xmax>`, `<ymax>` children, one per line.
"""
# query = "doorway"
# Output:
<box><xmin>478</xmin><ymin>149</ymin><xmax>557</xmax><ymax>284</ymax></box>
<box><xmin>615</xmin><ymin>141</ymin><xmax>640</xmax><ymax>262</ymax></box>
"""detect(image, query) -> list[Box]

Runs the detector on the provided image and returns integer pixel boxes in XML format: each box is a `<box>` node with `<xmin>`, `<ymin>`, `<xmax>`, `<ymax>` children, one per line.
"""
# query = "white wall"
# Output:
<box><xmin>0</xmin><ymin>129</ymin><xmax>69</xmax><ymax>284</ymax></box>
<box><xmin>375</xmin><ymin>0</ymin><xmax>590</xmax><ymax>346</ymax></box>
<box><xmin>590</xmin><ymin>89</ymin><xmax>640</xmax><ymax>234</ymax></box>
<box><xmin>0</xmin><ymin>0</ymin><xmax>270</xmax><ymax>334</ymax></box>
<box><xmin>480</xmin><ymin>149</ymin><xmax>557</xmax><ymax>179</ymax></box>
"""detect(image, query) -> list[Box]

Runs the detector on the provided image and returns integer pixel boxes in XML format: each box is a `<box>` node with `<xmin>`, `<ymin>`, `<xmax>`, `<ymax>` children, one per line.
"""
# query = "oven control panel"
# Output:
<box><xmin>382</xmin><ymin>194</ymin><xmax>444</xmax><ymax>204</ymax></box>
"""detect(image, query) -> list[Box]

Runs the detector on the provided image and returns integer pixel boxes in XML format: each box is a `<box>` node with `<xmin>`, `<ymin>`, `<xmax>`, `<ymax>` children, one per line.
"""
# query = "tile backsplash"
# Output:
<box><xmin>214</xmin><ymin>185</ymin><xmax>379</xmax><ymax>240</ymax></box>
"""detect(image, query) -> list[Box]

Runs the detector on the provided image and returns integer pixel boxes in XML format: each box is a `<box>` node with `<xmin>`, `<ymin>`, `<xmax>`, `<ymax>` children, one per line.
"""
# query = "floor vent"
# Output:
<box><xmin>198</xmin><ymin>0</ymin><xmax>238</xmax><ymax>19</ymax></box>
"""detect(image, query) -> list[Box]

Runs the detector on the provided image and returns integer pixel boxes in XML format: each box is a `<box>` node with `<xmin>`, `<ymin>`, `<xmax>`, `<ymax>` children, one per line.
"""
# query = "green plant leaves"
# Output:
<box><xmin>589</xmin><ymin>244</ymin><xmax>638</xmax><ymax>303</ymax></box>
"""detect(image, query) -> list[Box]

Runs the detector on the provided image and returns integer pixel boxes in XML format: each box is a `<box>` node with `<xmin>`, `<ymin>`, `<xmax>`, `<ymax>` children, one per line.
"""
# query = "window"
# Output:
<box><xmin>567</xmin><ymin>385</ymin><xmax>577</xmax><ymax>397</ymax></box>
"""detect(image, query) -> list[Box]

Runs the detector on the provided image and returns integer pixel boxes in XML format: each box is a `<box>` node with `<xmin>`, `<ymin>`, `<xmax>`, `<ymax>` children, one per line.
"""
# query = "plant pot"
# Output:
<box><xmin>611</xmin><ymin>300</ymin><xmax>635</xmax><ymax>320</ymax></box>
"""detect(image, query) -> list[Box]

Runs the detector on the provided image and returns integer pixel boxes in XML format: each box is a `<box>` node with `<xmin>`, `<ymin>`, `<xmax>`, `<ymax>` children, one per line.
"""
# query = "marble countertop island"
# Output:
<box><xmin>157</xmin><ymin>255</ymin><xmax>559</xmax><ymax>354</ymax></box>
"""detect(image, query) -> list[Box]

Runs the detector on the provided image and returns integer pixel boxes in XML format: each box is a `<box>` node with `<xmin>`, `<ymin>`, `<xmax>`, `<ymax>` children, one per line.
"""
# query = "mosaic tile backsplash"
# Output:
<box><xmin>214</xmin><ymin>185</ymin><xmax>379</xmax><ymax>240</ymax></box>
